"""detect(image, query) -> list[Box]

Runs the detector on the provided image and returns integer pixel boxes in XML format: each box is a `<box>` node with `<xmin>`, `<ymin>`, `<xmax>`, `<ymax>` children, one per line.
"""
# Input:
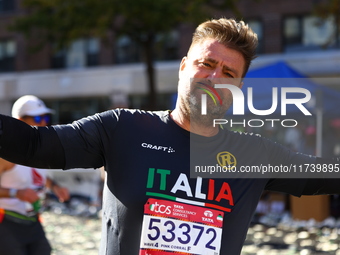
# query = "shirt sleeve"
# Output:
<box><xmin>53</xmin><ymin>110</ymin><xmax>120</xmax><ymax>170</ymax></box>
<box><xmin>0</xmin><ymin>114</ymin><xmax>65</xmax><ymax>169</ymax></box>
<box><xmin>262</xmin><ymin>137</ymin><xmax>340</xmax><ymax>196</ymax></box>
<box><xmin>262</xmin><ymin>136</ymin><xmax>316</xmax><ymax>196</ymax></box>
<box><xmin>301</xmin><ymin>157</ymin><xmax>340</xmax><ymax>195</ymax></box>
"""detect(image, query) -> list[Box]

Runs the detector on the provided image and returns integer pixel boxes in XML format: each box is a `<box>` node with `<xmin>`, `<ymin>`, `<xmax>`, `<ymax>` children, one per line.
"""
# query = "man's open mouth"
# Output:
<box><xmin>196</xmin><ymin>81</ymin><xmax>223</xmax><ymax>106</ymax></box>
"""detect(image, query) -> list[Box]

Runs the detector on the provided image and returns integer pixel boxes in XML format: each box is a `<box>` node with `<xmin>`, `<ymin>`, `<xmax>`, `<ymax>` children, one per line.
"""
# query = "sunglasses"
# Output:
<box><xmin>27</xmin><ymin>115</ymin><xmax>52</xmax><ymax>124</ymax></box>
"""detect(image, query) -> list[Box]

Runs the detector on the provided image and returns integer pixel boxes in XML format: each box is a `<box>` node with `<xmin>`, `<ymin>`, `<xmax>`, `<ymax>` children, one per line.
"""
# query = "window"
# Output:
<box><xmin>0</xmin><ymin>39</ymin><xmax>16</xmax><ymax>72</ymax></box>
<box><xmin>51</xmin><ymin>38</ymin><xmax>100</xmax><ymax>69</ymax></box>
<box><xmin>45</xmin><ymin>97</ymin><xmax>111</xmax><ymax>125</ymax></box>
<box><xmin>154</xmin><ymin>30</ymin><xmax>179</xmax><ymax>60</ymax></box>
<box><xmin>86</xmin><ymin>38</ymin><xmax>100</xmax><ymax>66</ymax></box>
<box><xmin>115</xmin><ymin>36</ymin><xmax>142</xmax><ymax>64</ymax></box>
<box><xmin>129</xmin><ymin>93</ymin><xmax>174</xmax><ymax>110</ymax></box>
<box><xmin>284</xmin><ymin>17</ymin><xmax>302</xmax><ymax>46</ymax></box>
<box><xmin>0</xmin><ymin>0</ymin><xmax>15</xmax><ymax>12</ymax></box>
<box><xmin>284</xmin><ymin>15</ymin><xmax>338</xmax><ymax>52</ymax></box>
<box><xmin>247</xmin><ymin>19</ymin><xmax>263</xmax><ymax>54</ymax></box>
<box><xmin>115</xmin><ymin>30</ymin><xmax>179</xmax><ymax>64</ymax></box>
<box><xmin>51</xmin><ymin>49</ymin><xmax>66</xmax><ymax>69</ymax></box>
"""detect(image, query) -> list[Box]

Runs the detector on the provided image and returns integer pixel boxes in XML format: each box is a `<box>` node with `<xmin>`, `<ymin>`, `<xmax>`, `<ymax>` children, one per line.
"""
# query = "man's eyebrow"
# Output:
<box><xmin>222</xmin><ymin>66</ymin><xmax>239</xmax><ymax>76</ymax></box>
<box><xmin>205</xmin><ymin>57</ymin><xmax>218</xmax><ymax>64</ymax></box>
<box><xmin>206</xmin><ymin>58</ymin><xmax>238</xmax><ymax>75</ymax></box>
<box><xmin>205</xmin><ymin>57</ymin><xmax>240</xmax><ymax>76</ymax></box>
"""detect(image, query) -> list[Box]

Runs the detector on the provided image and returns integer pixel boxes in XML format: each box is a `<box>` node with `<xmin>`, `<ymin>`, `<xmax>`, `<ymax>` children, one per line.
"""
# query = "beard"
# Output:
<box><xmin>188</xmin><ymin>91</ymin><xmax>232</xmax><ymax>127</ymax></box>
<box><xmin>177</xmin><ymin>77</ymin><xmax>238</xmax><ymax>129</ymax></box>
<box><xmin>177</xmin><ymin>80</ymin><xmax>233</xmax><ymax>128</ymax></box>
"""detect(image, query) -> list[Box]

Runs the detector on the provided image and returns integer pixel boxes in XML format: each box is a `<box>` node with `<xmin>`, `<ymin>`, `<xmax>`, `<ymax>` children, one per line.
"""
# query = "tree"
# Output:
<box><xmin>10</xmin><ymin>0</ymin><xmax>241</xmax><ymax>110</ymax></box>
<box><xmin>313</xmin><ymin>0</ymin><xmax>340</xmax><ymax>48</ymax></box>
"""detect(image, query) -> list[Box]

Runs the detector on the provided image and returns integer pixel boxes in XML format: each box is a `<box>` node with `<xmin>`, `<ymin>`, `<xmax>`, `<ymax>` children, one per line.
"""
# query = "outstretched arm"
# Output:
<box><xmin>301</xmin><ymin>157</ymin><xmax>340</xmax><ymax>195</ymax></box>
<box><xmin>0</xmin><ymin>114</ymin><xmax>65</xmax><ymax>169</ymax></box>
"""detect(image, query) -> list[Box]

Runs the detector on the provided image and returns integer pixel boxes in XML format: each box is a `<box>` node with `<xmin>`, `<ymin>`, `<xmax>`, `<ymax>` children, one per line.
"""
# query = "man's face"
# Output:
<box><xmin>177</xmin><ymin>38</ymin><xmax>245</xmax><ymax>125</ymax></box>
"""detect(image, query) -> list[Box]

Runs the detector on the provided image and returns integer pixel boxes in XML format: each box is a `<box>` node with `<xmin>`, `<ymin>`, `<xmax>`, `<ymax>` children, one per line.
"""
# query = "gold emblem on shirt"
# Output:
<box><xmin>217</xmin><ymin>151</ymin><xmax>237</xmax><ymax>170</ymax></box>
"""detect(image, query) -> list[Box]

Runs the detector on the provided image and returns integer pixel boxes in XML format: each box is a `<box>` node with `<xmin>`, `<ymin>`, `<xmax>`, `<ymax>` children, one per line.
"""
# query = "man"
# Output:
<box><xmin>0</xmin><ymin>18</ymin><xmax>338</xmax><ymax>255</ymax></box>
<box><xmin>0</xmin><ymin>95</ymin><xmax>69</xmax><ymax>255</ymax></box>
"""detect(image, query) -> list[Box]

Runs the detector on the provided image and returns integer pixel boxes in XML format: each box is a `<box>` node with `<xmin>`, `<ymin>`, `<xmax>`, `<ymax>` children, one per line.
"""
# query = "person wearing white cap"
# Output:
<box><xmin>0</xmin><ymin>95</ymin><xmax>69</xmax><ymax>255</ymax></box>
<box><xmin>11</xmin><ymin>95</ymin><xmax>55</xmax><ymax>126</ymax></box>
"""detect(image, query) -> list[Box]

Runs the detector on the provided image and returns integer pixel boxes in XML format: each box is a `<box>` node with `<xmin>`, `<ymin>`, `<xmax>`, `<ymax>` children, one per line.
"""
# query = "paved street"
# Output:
<box><xmin>41</xmin><ymin>208</ymin><xmax>340</xmax><ymax>255</ymax></box>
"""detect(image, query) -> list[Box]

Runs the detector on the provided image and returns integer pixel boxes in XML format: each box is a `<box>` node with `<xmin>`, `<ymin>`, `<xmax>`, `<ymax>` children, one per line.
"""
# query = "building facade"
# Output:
<box><xmin>0</xmin><ymin>0</ymin><xmax>339</xmax><ymax>123</ymax></box>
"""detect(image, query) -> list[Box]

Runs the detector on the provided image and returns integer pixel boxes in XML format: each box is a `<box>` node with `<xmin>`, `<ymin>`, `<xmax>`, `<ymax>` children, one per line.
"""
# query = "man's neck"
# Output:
<box><xmin>170</xmin><ymin>109</ymin><xmax>219</xmax><ymax>137</ymax></box>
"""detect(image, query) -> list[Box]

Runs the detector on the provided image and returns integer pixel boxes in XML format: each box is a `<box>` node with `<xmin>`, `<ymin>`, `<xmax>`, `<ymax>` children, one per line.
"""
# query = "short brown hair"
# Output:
<box><xmin>189</xmin><ymin>18</ymin><xmax>258</xmax><ymax>77</ymax></box>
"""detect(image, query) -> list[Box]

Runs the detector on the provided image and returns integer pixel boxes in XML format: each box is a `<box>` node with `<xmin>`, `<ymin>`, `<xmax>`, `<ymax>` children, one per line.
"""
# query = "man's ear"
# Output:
<box><xmin>238</xmin><ymin>81</ymin><xmax>244</xmax><ymax>89</ymax></box>
<box><xmin>179</xmin><ymin>56</ymin><xmax>187</xmax><ymax>72</ymax></box>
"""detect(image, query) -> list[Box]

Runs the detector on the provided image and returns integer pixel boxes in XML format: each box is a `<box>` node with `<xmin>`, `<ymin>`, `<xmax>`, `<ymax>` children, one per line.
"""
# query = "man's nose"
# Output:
<box><xmin>37</xmin><ymin>119</ymin><xmax>48</xmax><ymax>127</ymax></box>
<box><xmin>207</xmin><ymin>69</ymin><xmax>221</xmax><ymax>79</ymax></box>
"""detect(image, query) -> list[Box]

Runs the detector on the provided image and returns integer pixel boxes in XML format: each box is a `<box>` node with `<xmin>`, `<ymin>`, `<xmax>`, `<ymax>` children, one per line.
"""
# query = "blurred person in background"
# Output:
<box><xmin>283</xmin><ymin>122</ymin><xmax>305</xmax><ymax>152</ymax></box>
<box><xmin>326</xmin><ymin>118</ymin><xmax>340</xmax><ymax>157</ymax></box>
<box><xmin>323</xmin><ymin>118</ymin><xmax>340</xmax><ymax>218</ymax></box>
<box><xmin>0</xmin><ymin>95</ymin><xmax>70</xmax><ymax>255</ymax></box>
<box><xmin>301</xmin><ymin>125</ymin><xmax>317</xmax><ymax>156</ymax></box>
<box><xmin>47</xmin><ymin>167</ymin><xmax>103</xmax><ymax>217</ymax></box>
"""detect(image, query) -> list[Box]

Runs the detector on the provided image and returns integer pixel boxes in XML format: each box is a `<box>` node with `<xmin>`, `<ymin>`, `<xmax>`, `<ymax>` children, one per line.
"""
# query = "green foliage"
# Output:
<box><xmin>10</xmin><ymin>0</ymin><xmax>117</xmax><ymax>49</ymax></box>
<box><xmin>10</xmin><ymin>0</ymin><xmax>240</xmax><ymax>49</ymax></box>
<box><xmin>312</xmin><ymin>0</ymin><xmax>340</xmax><ymax>48</ymax></box>
<box><xmin>312</xmin><ymin>0</ymin><xmax>340</xmax><ymax>19</ymax></box>
<box><xmin>9</xmin><ymin>0</ymin><xmax>242</xmax><ymax>110</ymax></box>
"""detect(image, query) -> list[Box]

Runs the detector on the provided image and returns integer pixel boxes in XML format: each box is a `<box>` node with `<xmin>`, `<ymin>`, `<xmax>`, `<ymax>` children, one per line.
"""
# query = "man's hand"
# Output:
<box><xmin>52</xmin><ymin>186</ymin><xmax>70</xmax><ymax>203</ymax></box>
<box><xmin>16</xmin><ymin>188</ymin><xmax>40</xmax><ymax>203</ymax></box>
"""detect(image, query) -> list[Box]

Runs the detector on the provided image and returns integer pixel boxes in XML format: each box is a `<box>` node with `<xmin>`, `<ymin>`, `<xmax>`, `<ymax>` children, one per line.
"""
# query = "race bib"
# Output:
<box><xmin>140</xmin><ymin>198</ymin><xmax>224</xmax><ymax>255</ymax></box>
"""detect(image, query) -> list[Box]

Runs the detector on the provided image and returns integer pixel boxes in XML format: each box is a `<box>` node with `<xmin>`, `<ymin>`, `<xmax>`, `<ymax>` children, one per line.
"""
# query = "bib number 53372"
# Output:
<box><xmin>140</xmin><ymin>199</ymin><xmax>224</xmax><ymax>255</ymax></box>
<box><xmin>141</xmin><ymin>215</ymin><xmax>222</xmax><ymax>254</ymax></box>
<box><xmin>148</xmin><ymin>218</ymin><xmax>218</xmax><ymax>250</ymax></box>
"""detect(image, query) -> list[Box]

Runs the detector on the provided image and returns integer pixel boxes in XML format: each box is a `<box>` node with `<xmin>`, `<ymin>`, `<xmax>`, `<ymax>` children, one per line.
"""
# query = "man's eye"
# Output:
<box><xmin>224</xmin><ymin>73</ymin><xmax>234</xmax><ymax>78</ymax></box>
<box><xmin>200</xmin><ymin>62</ymin><xmax>211</xmax><ymax>67</ymax></box>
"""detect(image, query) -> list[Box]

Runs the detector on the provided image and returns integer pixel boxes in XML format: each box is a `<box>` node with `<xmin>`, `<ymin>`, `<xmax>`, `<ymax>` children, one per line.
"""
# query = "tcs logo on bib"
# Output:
<box><xmin>149</xmin><ymin>201</ymin><xmax>171</xmax><ymax>215</ymax></box>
